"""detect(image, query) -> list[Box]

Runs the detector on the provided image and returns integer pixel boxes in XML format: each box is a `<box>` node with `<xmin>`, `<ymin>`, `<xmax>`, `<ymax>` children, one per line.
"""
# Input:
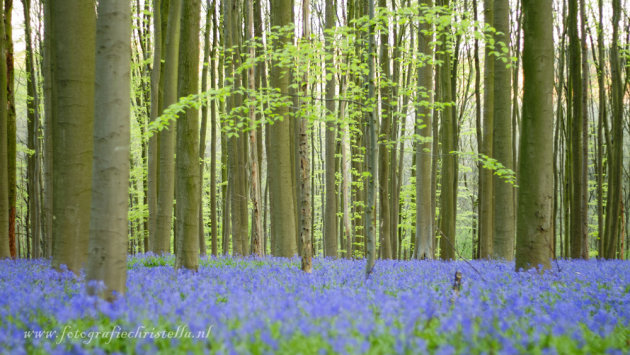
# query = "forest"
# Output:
<box><xmin>0</xmin><ymin>0</ymin><xmax>629</xmax><ymax>353</ymax></box>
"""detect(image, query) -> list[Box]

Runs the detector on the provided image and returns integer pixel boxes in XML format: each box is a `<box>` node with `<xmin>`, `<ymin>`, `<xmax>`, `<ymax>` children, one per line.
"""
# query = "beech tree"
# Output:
<box><xmin>0</xmin><ymin>0</ymin><xmax>8</xmax><ymax>260</ymax></box>
<box><xmin>175</xmin><ymin>0</ymin><xmax>201</xmax><ymax>270</ymax></box>
<box><xmin>50</xmin><ymin>0</ymin><xmax>96</xmax><ymax>273</ymax></box>
<box><xmin>86</xmin><ymin>0</ymin><xmax>131</xmax><ymax>299</ymax></box>
<box><xmin>515</xmin><ymin>0</ymin><xmax>554</xmax><ymax>271</ymax></box>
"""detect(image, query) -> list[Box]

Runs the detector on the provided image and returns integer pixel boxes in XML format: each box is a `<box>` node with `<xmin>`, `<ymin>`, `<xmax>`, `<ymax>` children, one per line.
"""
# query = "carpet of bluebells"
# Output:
<box><xmin>1</xmin><ymin>254</ymin><xmax>629</xmax><ymax>354</ymax></box>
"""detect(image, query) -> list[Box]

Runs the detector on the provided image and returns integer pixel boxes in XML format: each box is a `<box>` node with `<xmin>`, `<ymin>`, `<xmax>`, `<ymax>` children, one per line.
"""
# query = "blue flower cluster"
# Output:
<box><xmin>1</xmin><ymin>255</ymin><xmax>629</xmax><ymax>354</ymax></box>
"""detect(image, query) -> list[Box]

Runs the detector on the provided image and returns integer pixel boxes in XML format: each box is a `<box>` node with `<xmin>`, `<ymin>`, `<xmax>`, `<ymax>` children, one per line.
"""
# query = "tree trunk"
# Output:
<box><xmin>298</xmin><ymin>0</ymin><xmax>312</xmax><ymax>271</ymax></box>
<box><xmin>365</xmin><ymin>0</ymin><xmax>377</xmax><ymax>276</ymax></box>
<box><xmin>148</xmin><ymin>0</ymin><xmax>165</xmax><ymax>254</ymax></box>
<box><xmin>378</xmin><ymin>0</ymin><xmax>392</xmax><ymax>260</ymax></box>
<box><xmin>247</xmin><ymin>0</ymin><xmax>263</xmax><ymax>257</ymax></box>
<box><xmin>269</xmin><ymin>0</ymin><xmax>297</xmax><ymax>257</ymax></box>
<box><xmin>479</xmin><ymin>0</ymin><xmax>494</xmax><ymax>259</ymax></box>
<box><xmin>155</xmin><ymin>0</ymin><xmax>181</xmax><ymax>255</ymax></box>
<box><xmin>568</xmin><ymin>0</ymin><xmax>586</xmax><ymax>259</ymax></box>
<box><xmin>492</xmin><ymin>0</ymin><xmax>515</xmax><ymax>260</ymax></box>
<box><xmin>4</xmin><ymin>0</ymin><xmax>15</xmax><ymax>259</ymax></box>
<box><xmin>175</xmin><ymin>0</ymin><xmax>201</xmax><ymax>270</ymax></box>
<box><xmin>198</xmin><ymin>0</ymin><xmax>212</xmax><ymax>257</ymax></box>
<box><xmin>23</xmin><ymin>0</ymin><xmax>41</xmax><ymax>259</ymax></box>
<box><xmin>415</xmin><ymin>0</ymin><xmax>434</xmax><ymax>260</ymax></box>
<box><xmin>323</xmin><ymin>0</ymin><xmax>338</xmax><ymax>259</ymax></box>
<box><xmin>0</xmin><ymin>0</ymin><xmax>8</xmax><ymax>259</ymax></box>
<box><xmin>50</xmin><ymin>0</ymin><xmax>96</xmax><ymax>273</ymax></box>
<box><xmin>209</xmin><ymin>0</ymin><xmax>219</xmax><ymax>257</ymax></box>
<box><xmin>437</xmin><ymin>0</ymin><xmax>457</xmax><ymax>260</ymax></box>
<box><xmin>515</xmin><ymin>0</ymin><xmax>554</xmax><ymax>271</ymax></box>
<box><xmin>86</xmin><ymin>0</ymin><xmax>131</xmax><ymax>300</ymax></box>
<box><xmin>603</xmin><ymin>0</ymin><xmax>623</xmax><ymax>259</ymax></box>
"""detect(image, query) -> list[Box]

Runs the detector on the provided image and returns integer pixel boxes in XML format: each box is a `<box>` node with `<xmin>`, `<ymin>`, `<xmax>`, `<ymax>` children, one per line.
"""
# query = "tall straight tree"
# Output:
<box><xmin>247</xmin><ymin>0</ymin><xmax>263</xmax><ymax>257</ymax></box>
<box><xmin>23</xmin><ymin>0</ymin><xmax>41</xmax><ymax>259</ymax></box>
<box><xmin>198</xmin><ymin>0</ymin><xmax>212</xmax><ymax>257</ymax></box>
<box><xmin>4</xmin><ymin>0</ymin><xmax>15</xmax><ymax>259</ymax></box>
<box><xmin>378</xmin><ymin>0</ymin><xmax>392</xmax><ymax>259</ymax></box>
<box><xmin>323</xmin><ymin>0</ymin><xmax>338</xmax><ymax>259</ymax></box>
<box><xmin>175</xmin><ymin>0</ymin><xmax>201</xmax><ymax>270</ymax></box>
<box><xmin>225</xmin><ymin>0</ymin><xmax>248</xmax><ymax>256</ymax></box>
<box><xmin>155</xmin><ymin>0</ymin><xmax>181</xmax><ymax>254</ymax></box>
<box><xmin>365</xmin><ymin>0</ymin><xmax>377</xmax><ymax>276</ymax></box>
<box><xmin>86</xmin><ymin>0</ymin><xmax>131</xmax><ymax>300</ymax></box>
<box><xmin>147</xmin><ymin>0</ymin><xmax>164</xmax><ymax>253</ymax></box>
<box><xmin>515</xmin><ymin>0</ymin><xmax>554</xmax><ymax>271</ymax></box>
<box><xmin>269</xmin><ymin>0</ymin><xmax>297</xmax><ymax>257</ymax></box>
<box><xmin>209</xmin><ymin>0</ymin><xmax>219</xmax><ymax>256</ymax></box>
<box><xmin>42</xmin><ymin>0</ymin><xmax>53</xmax><ymax>258</ymax></box>
<box><xmin>50</xmin><ymin>0</ymin><xmax>96</xmax><ymax>273</ymax></box>
<box><xmin>415</xmin><ymin>0</ymin><xmax>434</xmax><ymax>260</ymax></box>
<box><xmin>479</xmin><ymin>0</ymin><xmax>494</xmax><ymax>258</ymax></box>
<box><xmin>603</xmin><ymin>0</ymin><xmax>623</xmax><ymax>259</ymax></box>
<box><xmin>0</xmin><ymin>0</ymin><xmax>8</xmax><ymax>259</ymax></box>
<box><xmin>492</xmin><ymin>0</ymin><xmax>514</xmax><ymax>260</ymax></box>
<box><xmin>299</xmin><ymin>0</ymin><xmax>312</xmax><ymax>271</ymax></box>
<box><xmin>437</xmin><ymin>0</ymin><xmax>457</xmax><ymax>260</ymax></box>
<box><xmin>568</xmin><ymin>0</ymin><xmax>586</xmax><ymax>259</ymax></box>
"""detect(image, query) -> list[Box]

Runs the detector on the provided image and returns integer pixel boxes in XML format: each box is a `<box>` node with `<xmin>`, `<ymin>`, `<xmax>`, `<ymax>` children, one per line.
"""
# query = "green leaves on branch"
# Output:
<box><xmin>453</xmin><ymin>151</ymin><xmax>518</xmax><ymax>187</ymax></box>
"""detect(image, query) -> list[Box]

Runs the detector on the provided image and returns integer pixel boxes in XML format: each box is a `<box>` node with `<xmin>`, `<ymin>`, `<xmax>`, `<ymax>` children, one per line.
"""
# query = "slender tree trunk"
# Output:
<box><xmin>568</xmin><ymin>0</ymin><xmax>586</xmax><ymax>259</ymax></box>
<box><xmin>225</xmin><ymin>0</ymin><xmax>248</xmax><ymax>256</ymax></box>
<box><xmin>377</xmin><ymin>0</ymin><xmax>392</xmax><ymax>260</ymax></box>
<box><xmin>175</xmin><ymin>0</ymin><xmax>201</xmax><ymax>270</ymax></box>
<box><xmin>50</xmin><ymin>0</ymin><xmax>96</xmax><ymax>273</ymax></box>
<box><xmin>198</xmin><ymin>0</ymin><xmax>212</xmax><ymax>257</ymax></box>
<box><xmin>473</xmin><ymin>0</ymin><xmax>482</xmax><ymax>259</ymax></box>
<box><xmin>247</xmin><ymin>0</ymin><xmax>263</xmax><ymax>257</ymax></box>
<box><xmin>365</xmin><ymin>0</ymin><xmax>377</xmax><ymax>276</ymax></box>
<box><xmin>4</xmin><ymin>0</ymin><xmax>15</xmax><ymax>259</ymax></box>
<box><xmin>298</xmin><ymin>0</ymin><xmax>312</xmax><ymax>271</ymax></box>
<box><xmin>515</xmin><ymin>0</ymin><xmax>554</xmax><ymax>271</ymax></box>
<box><xmin>492</xmin><ymin>0</ymin><xmax>515</xmax><ymax>260</ymax></box>
<box><xmin>415</xmin><ymin>0</ymin><xmax>434</xmax><ymax>260</ymax></box>
<box><xmin>479</xmin><ymin>0</ymin><xmax>494</xmax><ymax>258</ymax></box>
<box><xmin>437</xmin><ymin>0</ymin><xmax>457</xmax><ymax>260</ymax></box>
<box><xmin>0</xmin><ymin>0</ymin><xmax>8</xmax><ymax>259</ymax></box>
<box><xmin>87</xmin><ymin>0</ymin><xmax>131</xmax><ymax>300</ymax></box>
<box><xmin>323</xmin><ymin>0</ymin><xmax>338</xmax><ymax>259</ymax></box>
<box><xmin>155</xmin><ymin>0</ymin><xmax>181</xmax><ymax>255</ymax></box>
<box><xmin>595</xmin><ymin>0</ymin><xmax>605</xmax><ymax>257</ymax></box>
<box><xmin>269</xmin><ymin>0</ymin><xmax>297</xmax><ymax>257</ymax></box>
<box><xmin>603</xmin><ymin>0</ymin><xmax>623</xmax><ymax>259</ymax></box>
<box><xmin>148</xmin><ymin>0</ymin><xmax>164</xmax><ymax>254</ymax></box>
<box><xmin>42</xmin><ymin>0</ymin><xmax>53</xmax><ymax>258</ymax></box>
<box><xmin>209</xmin><ymin>0</ymin><xmax>218</xmax><ymax>256</ymax></box>
<box><xmin>23</xmin><ymin>0</ymin><xmax>41</xmax><ymax>259</ymax></box>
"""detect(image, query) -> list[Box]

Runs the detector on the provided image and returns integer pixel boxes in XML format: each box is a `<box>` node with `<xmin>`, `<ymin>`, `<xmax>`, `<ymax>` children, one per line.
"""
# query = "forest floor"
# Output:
<box><xmin>1</xmin><ymin>254</ymin><xmax>629</xmax><ymax>354</ymax></box>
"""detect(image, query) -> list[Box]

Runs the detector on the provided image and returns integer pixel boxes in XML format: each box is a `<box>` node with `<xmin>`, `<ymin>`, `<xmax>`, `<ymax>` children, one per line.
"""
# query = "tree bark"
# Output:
<box><xmin>492</xmin><ymin>0</ymin><xmax>515</xmax><ymax>260</ymax></box>
<box><xmin>603</xmin><ymin>0</ymin><xmax>623</xmax><ymax>259</ymax></box>
<box><xmin>23</xmin><ymin>0</ymin><xmax>41</xmax><ymax>259</ymax></box>
<box><xmin>50</xmin><ymin>0</ymin><xmax>96</xmax><ymax>273</ymax></box>
<box><xmin>437</xmin><ymin>0</ymin><xmax>457</xmax><ymax>260</ymax></box>
<box><xmin>299</xmin><ymin>0</ymin><xmax>312</xmax><ymax>271</ymax></box>
<box><xmin>415</xmin><ymin>0</ymin><xmax>434</xmax><ymax>260</ymax></box>
<box><xmin>269</xmin><ymin>0</ymin><xmax>297</xmax><ymax>257</ymax></box>
<box><xmin>515</xmin><ymin>0</ymin><xmax>554</xmax><ymax>271</ymax></box>
<box><xmin>323</xmin><ymin>0</ymin><xmax>338</xmax><ymax>259</ymax></box>
<box><xmin>479</xmin><ymin>0</ymin><xmax>494</xmax><ymax>259</ymax></box>
<box><xmin>87</xmin><ymin>0</ymin><xmax>131</xmax><ymax>300</ymax></box>
<box><xmin>0</xmin><ymin>0</ymin><xmax>8</xmax><ymax>259</ymax></box>
<box><xmin>155</xmin><ymin>0</ymin><xmax>181</xmax><ymax>255</ymax></box>
<box><xmin>175</xmin><ymin>0</ymin><xmax>201</xmax><ymax>270</ymax></box>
